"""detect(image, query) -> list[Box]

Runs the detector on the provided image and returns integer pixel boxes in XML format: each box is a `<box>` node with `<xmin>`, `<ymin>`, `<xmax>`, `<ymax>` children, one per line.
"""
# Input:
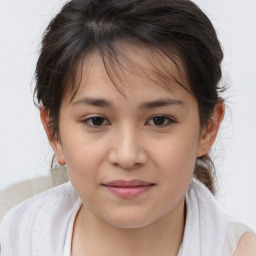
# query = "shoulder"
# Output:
<box><xmin>233</xmin><ymin>232</ymin><xmax>256</xmax><ymax>256</ymax></box>
<box><xmin>1</xmin><ymin>181</ymin><xmax>77</xmax><ymax>225</ymax></box>
<box><xmin>3</xmin><ymin>180</ymin><xmax>75</xmax><ymax>212</ymax></box>
<box><xmin>223</xmin><ymin>221</ymin><xmax>256</xmax><ymax>256</ymax></box>
<box><xmin>0</xmin><ymin>182</ymin><xmax>78</xmax><ymax>251</ymax></box>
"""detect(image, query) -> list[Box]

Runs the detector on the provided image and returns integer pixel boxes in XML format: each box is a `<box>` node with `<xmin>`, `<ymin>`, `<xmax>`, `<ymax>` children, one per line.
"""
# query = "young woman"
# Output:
<box><xmin>0</xmin><ymin>0</ymin><xmax>255</xmax><ymax>255</ymax></box>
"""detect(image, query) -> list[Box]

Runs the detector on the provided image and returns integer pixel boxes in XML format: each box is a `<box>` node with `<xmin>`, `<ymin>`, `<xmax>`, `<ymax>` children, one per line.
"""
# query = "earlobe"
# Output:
<box><xmin>197</xmin><ymin>101</ymin><xmax>225</xmax><ymax>157</ymax></box>
<box><xmin>40</xmin><ymin>107</ymin><xmax>66</xmax><ymax>165</ymax></box>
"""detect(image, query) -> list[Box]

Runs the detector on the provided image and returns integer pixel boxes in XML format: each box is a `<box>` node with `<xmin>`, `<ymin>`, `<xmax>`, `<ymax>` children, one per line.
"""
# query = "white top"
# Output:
<box><xmin>0</xmin><ymin>179</ymin><xmax>254</xmax><ymax>256</ymax></box>
<box><xmin>63</xmin><ymin>198</ymin><xmax>82</xmax><ymax>256</ymax></box>
<box><xmin>62</xmin><ymin>203</ymin><xmax>252</xmax><ymax>256</ymax></box>
<box><xmin>61</xmin><ymin>180</ymin><xmax>252</xmax><ymax>256</ymax></box>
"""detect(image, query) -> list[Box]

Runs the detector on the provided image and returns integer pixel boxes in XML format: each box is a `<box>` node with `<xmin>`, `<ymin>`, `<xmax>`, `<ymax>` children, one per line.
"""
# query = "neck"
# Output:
<box><xmin>72</xmin><ymin>198</ymin><xmax>185</xmax><ymax>256</ymax></box>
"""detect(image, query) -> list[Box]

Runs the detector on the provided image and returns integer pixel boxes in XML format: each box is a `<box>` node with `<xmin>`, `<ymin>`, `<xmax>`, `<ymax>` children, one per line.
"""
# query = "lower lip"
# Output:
<box><xmin>103</xmin><ymin>185</ymin><xmax>154</xmax><ymax>199</ymax></box>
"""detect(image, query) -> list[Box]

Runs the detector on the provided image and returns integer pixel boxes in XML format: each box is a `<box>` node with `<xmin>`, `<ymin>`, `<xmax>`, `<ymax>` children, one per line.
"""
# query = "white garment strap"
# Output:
<box><xmin>180</xmin><ymin>178</ymin><xmax>228</xmax><ymax>256</ymax></box>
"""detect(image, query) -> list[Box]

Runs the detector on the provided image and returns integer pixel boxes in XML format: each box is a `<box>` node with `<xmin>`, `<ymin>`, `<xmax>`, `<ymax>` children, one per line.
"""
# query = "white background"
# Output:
<box><xmin>0</xmin><ymin>0</ymin><xmax>255</xmax><ymax>230</ymax></box>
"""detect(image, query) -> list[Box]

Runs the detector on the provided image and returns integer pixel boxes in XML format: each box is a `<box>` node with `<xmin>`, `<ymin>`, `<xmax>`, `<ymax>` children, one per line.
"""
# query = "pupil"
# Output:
<box><xmin>92</xmin><ymin>117</ymin><xmax>104</xmax><ymax>126</ymax></box>
<box><xmin>153</xmin><ymin>116</ymin><xmax>165</xmax><ymax>125</ymax></box>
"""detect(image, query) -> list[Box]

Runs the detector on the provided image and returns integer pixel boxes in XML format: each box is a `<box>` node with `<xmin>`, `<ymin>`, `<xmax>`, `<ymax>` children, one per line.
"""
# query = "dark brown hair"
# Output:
<box><xmin>34</xmin><ymin>0</ymin><xmax>224</xmax><ymax>194</ymax></box>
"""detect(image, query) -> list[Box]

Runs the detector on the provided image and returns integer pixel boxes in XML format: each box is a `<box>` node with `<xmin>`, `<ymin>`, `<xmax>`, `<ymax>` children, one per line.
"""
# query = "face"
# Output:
<box><xmin>43</xmin><ymin>45</ymin><xmax>220</xmax><ymax>229</ymax></box>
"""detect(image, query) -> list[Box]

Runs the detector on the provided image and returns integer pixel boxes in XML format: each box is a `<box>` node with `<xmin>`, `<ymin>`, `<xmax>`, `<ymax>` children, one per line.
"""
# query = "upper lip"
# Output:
<box><xmin>103</xmin><ymin>180</ymin><xmax>155</xmax><ymax>187</ymax></box>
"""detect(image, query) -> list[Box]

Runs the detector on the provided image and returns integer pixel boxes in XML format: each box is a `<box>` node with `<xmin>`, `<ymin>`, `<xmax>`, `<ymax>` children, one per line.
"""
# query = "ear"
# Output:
<box><xmin>197</xmin><ymin>100</ymin><xmax>225</xmax><ymax>157</ymax></box>
<box><xmin>40</xmin><ymin>107</ymin><xmax>66</xmax><ymax>165</ymax></box>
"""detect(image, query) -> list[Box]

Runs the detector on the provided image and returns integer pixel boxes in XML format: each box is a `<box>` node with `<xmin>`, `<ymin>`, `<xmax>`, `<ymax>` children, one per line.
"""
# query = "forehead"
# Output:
<box><xmin>64</xmin><ymin>42</ymin><xmax>191</xmax><ymax>103</ymax></box>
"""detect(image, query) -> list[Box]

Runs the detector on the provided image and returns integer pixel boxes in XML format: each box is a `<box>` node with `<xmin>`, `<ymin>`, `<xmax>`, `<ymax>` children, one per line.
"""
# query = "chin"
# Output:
<box><xmin>102</xmin><ymin>211</ymin><xmax>159</xmax><ymax>230</ymax></box>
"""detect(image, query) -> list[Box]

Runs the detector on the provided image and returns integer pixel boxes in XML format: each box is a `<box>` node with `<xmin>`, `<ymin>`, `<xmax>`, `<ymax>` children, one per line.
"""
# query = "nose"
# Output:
<box><xmin>108</xmin><ymin>127</ymin><xmax>148</xmax><ymax>169</ymax></box>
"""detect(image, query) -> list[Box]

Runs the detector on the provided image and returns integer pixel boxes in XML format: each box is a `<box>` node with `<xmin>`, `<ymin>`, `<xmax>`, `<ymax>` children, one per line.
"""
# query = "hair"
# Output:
<box><xmin>34</xmin><ymin>0</ymin><xmax>224</xmax><ymax>194</ymax></box>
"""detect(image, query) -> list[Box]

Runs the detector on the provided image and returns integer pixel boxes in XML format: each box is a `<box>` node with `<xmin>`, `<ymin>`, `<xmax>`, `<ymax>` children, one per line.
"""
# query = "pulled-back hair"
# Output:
<box><xmin>34</xmin><ymin>0</ymin><xmax>224</xmax><ymax>194</ymax></box>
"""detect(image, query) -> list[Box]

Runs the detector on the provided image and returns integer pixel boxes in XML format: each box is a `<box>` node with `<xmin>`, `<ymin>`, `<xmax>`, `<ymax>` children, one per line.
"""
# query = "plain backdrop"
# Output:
<box><xmin>0</xmin><ymin>0</ymin><xmax>255</xmax><ymax>230</ymax></box>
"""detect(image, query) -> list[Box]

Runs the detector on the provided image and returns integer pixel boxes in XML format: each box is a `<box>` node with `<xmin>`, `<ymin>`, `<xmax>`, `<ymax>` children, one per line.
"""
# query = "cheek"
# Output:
<box><xmin>152</xmin><ymin>133</ymin><xmax>198</xmax><ymax>171</ymax></box>
<box><xmin>61</xmin><ymin>129</ymin><xmax>107</xmax><ymax>170</ymax></box>
<box><xmin>149</xmin><ymin>131</ymin><xmax>199</xmax><ymax>193</ymax></box>
<box><xmin>60</xmin><ymin>133</ymin><xmax>108</xmax><ymax>196</ymax></box>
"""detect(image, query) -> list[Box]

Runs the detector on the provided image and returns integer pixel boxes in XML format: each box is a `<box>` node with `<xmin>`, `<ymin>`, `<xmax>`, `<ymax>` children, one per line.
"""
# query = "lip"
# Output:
<box><xmin>104</xmin><ymin>179</ymin><xmax>154</xmax><ymax>187</ymax></box>
<box><xmin>102</xmin><ymin>180</ymin><xmax>155</xmax><ymax>199</ymax></box>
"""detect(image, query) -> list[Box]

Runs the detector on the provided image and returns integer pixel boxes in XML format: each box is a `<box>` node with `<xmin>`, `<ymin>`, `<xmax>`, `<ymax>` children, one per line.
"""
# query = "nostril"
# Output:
<box><xmin>107</xmin><ymin>138</ymin><xmax>148</xmax><ymax>168</ymax></box>
<box><xmin>112</xmin><ymin>161</ymin><xmax>141</xmax><ymax>170</ymax></box>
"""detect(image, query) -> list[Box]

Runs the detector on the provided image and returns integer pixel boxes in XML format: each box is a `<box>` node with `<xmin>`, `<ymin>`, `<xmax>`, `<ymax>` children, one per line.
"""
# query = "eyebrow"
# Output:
<box><xmin>139</xmin><ymin>99</ymin><xmax>184</xmax><ymax>109</ymax></box>
<box><xmin>72</xmin><ymin>97</ymin><xmax>184</xmax><ymax>109</ymax></box>
<box><xmin>72</xmin><ymin>97</ymin><xmax>112</xmax><ymax>107</ymax></box>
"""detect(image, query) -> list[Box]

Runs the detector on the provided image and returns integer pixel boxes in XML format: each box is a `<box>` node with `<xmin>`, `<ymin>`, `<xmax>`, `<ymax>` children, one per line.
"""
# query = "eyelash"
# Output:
<box><xmin>82</xmin><ymin>115</ymin><xmax>177</xmax><ymax>128</ymax></box>
<box><xmin>82</xmin><ymin>116</ymin><xmax>110</xmax><ymax>127</ymax></box>
<box><xmin>145</xmin><ymin>115</ymin><xmax>177</xmax><ymax>127</ymax></box>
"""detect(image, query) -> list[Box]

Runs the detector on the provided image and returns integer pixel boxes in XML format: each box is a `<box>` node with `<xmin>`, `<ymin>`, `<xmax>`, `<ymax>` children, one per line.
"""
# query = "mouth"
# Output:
<box><xmin>102</xmin><ymin>180</ymin><xmax>155</xmax><ymax>199</ymax></box>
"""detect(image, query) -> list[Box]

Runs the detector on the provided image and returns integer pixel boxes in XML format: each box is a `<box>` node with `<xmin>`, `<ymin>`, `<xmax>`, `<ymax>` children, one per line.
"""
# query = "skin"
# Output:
<box><xmin>234</xmin><ymin>233</ymin><xmax>256</xmax><ymax>255</ymax></box>
<box><xmin>41</xmin><ymin>45</ymin><xmax>226</xmax><ymax>255</ymax></box>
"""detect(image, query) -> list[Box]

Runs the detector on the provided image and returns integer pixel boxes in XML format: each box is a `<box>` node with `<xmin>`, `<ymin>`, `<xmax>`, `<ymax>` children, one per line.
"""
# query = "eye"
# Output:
<box><xmin>146</xmin><ymin>115</ymin><xmax>176</xmax><ymax>127</ymax></box>
<box><xmin>82</xmin><ymin>116</ymin><xmax>110</xmax><ymax>127</ymax></box>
